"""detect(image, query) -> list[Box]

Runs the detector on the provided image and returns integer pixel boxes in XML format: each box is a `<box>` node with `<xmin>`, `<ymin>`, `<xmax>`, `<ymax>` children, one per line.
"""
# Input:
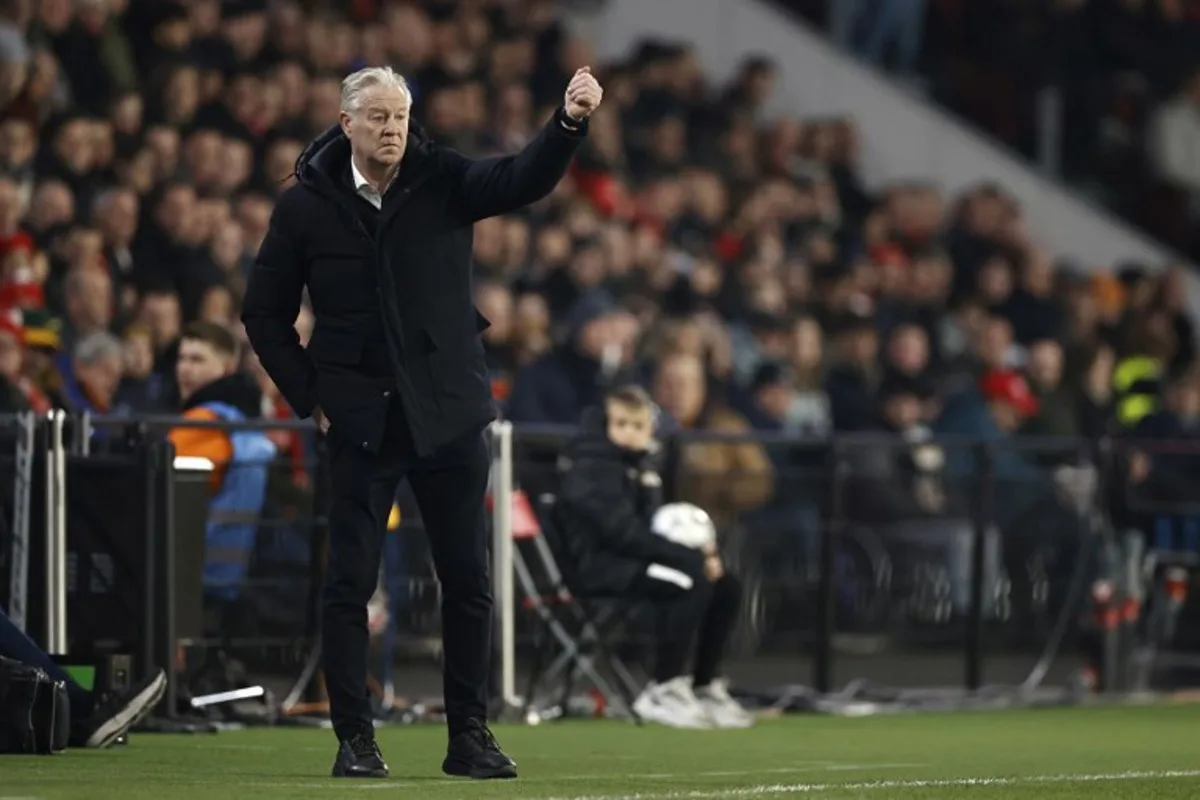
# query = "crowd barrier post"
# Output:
<box><xmin>45</xmin><ymin>409</ymin><xmax>68</xmax><ymax>655</ymax></box>
<box><xmin>5</xmin><ymin>411</ymin><xmax>36</xmax><ymax>633</ymax></box>
<box><xmin>490</xmin><ymin>420</ymin><xmax>518</xmax><ymax>713</ymax></box>
<box><xmin>965</xmin><ymin>443</ymin><xmax>995</xmax><ymax>692</ymax></box>
<box><xmin>813</xmin><ymin>440</ymin><xmax>847</xmax><ymax>695</ymax></box>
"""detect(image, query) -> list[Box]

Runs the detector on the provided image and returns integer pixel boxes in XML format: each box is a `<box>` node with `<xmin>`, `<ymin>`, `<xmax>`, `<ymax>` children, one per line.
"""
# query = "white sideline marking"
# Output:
<box><xmin>531</xmin><ymin>769</ymin><xmax>1200</xmax><ymax>800</ymax></box>
<box><xmin>634</xmin><ymin>765</ymin><xmax>924</xmax><ymax>780</ymax></box>
<box><xmin>211</xmin><ymin>763</ymin><xmax>926</xmax><ymax>792</ymax></box>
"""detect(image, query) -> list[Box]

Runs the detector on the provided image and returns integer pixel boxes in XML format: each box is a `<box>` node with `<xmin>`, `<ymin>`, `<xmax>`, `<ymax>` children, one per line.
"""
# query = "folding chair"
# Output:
<box><xmin>510</xmin><ymin>491</ymin><xmax>644</xmax><ymax>722</ymax></box>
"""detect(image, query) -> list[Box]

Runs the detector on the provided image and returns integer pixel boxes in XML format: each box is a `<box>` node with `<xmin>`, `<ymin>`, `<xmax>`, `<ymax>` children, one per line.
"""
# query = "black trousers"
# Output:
<box><xmin>323</xmin><ymin>398</ymin><xmax>492</xmax><ymax>741</ymax></box>
<box><xmin>630</xmin><ymin>562</ymin><xmax>741</xmax><ymax>687</ymax></box>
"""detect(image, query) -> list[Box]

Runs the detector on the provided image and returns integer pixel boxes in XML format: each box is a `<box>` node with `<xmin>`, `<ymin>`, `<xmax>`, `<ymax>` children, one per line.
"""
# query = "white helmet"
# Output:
<box><xmin>651</xmin><ymin>502</ymin><xmax>716</xmax><ymax>550</ymax></box>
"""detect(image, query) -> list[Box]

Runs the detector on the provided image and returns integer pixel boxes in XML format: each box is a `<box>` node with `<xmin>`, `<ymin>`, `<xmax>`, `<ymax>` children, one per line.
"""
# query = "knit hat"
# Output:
<box><xmin>20</xmin><ymin>309</ymin><xmax>60</xmax><ymax>351</ymax></box>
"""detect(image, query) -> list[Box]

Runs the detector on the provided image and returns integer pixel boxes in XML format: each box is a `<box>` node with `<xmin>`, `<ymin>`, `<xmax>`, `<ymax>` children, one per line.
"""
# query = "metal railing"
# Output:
<box><xmin>489</xmin><ymin>424</ymin><xmax>1200</xmax><ymax>713</ymax></box>
<box><xmin>5</xmin><ymin>414</ymin><xmax>1199</xmax><ymax>723</ymax></box>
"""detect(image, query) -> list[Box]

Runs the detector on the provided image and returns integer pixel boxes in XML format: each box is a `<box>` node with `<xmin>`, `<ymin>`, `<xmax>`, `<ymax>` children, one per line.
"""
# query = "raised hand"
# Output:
<box><xmin>564</xmin><ymin>66</ymin><xmax>603</xmax><ymax>121</ymax></box>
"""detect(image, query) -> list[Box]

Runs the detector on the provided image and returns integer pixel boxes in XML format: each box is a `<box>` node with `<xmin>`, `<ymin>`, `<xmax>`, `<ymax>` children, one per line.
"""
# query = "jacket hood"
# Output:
<box><xmin>293</xmin><ymin>120</ymin><xmax>434</xmax><ymax>187</ymax></box>
<box><xmin>182</xmin><ymin>372</ymin><xmax>264</xmax><ymax>419</ymax></box>
<box><xmin>564</xmin><ymin>405</ymin><xmax>621</xmax><ymax>461</ymax></box>
<box><xmin>565</xmin><ymin>404</ymin><xmax>658</xmax><ymax>464</ymax></box>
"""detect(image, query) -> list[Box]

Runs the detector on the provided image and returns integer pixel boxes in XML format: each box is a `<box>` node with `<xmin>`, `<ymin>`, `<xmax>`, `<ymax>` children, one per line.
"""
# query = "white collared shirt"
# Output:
<box><xmin>351</xmin><ymin>159</ymin><xmax>387</xmax><ymax>210</ymax></box>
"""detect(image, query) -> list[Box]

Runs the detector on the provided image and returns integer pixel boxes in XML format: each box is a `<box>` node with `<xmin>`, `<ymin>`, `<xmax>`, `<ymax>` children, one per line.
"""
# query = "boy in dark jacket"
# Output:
<box><xmin>556</xmin><ymin>385</ymin><xmax>752</xmax><ymax>728</ymax></box>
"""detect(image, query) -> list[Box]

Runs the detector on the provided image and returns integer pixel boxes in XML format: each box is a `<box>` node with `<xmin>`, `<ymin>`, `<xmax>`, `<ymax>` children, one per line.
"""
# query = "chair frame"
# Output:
<box><xmin>512</xmin><ymin>494</ymin><xmax>644</xmax><ymax>723</ymax></box>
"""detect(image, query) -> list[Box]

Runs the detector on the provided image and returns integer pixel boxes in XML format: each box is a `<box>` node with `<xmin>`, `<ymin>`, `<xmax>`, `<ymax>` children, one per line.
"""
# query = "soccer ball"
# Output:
<box><xmin>651</xmin><ymin>502</ymin><xmax>716</xmax><ymax>550</ymax></box>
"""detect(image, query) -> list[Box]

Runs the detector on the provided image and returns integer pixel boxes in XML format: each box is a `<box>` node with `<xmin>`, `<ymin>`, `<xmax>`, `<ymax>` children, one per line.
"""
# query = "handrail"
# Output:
<box><xmin>66</xmin><ymin>413</ymin><xmax>1200</xmax><ymax>454</ymax></box>
<box><xmin>88</xmin><ymin>414</ymin><xmax>318</xmax><ymax>431</ymax></box>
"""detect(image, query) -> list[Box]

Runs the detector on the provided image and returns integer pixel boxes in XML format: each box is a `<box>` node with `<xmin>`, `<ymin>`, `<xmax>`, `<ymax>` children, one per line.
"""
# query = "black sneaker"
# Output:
<box><xmin>331</xmin><ymin>731</ymin><xmax>389</xmax><ymax>778</ymax></box>
<box><xmin>82</xmin><ymin>669</ymin><xmax>168</xmax><ymax>748</ymax></box>
<box><xmin>442</xmin><ymin>718</ymin><xmax>517</xmax><ymax>780</ymax></box>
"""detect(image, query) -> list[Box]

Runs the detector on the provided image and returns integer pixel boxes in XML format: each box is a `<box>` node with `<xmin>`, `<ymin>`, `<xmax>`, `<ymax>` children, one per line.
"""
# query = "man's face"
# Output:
<box><xmin>0</xmin><ymin>119</ymin><xmax>34</xmax><ymax>168</ymax></box>
<box><xmin>156</xmin><ymin>185</ymin><xmax>196</xmax><ymax>239</ymax></box>
<box><xmin>176</xmin><ymin>338</ymin><xmax>232</xmax><ymax>402</ymax></box>
<box><xmin>1028</xmin><ymin>340</ymin><xmax>1063</xmax><ymax>389</ymax></box>
<box><xmin>123</xmin><ymin>334</ymin><xmax>153</xmax><ymax>379</ymax></box>
<box><xmin>341</xmin><ymin>85</ymin><xmax>410</xmax><ymax>171</ymax></box>
<box><xmin>65</xmin><ymin>269</ymin><xmax>112</xmax><ymax>331</ymax></box>
<box><xmin>99</xmin><ymin>189</ymin><xmax>138</xmax><ymax>244</ymax></box>
<box><xmin>606</xmin><ymin>400</ymin><xmax>653</xmax><ymax>452</ymax></box>
<box><xmin>883</xmin><ymin>393</ymin><xmax>923</xmax><ymax>430</ymax></box>
<box><xmin>888</xmin><ymin>326</ymin><xmax>929</xmax><ymax>375</ymax></box>
<box><xmin>653</xmin><ymin>355</ymin><xmax>706</xmax><ymax>428</ymax></box>
<box><xmin>77</xmin><ymin>354</ymin><xmax>123</xmax><ymax>405</ymax></box>
<box><xmin>139</xmin><ymin>292</ymin><xmax>180</xmax><ymax>348</ymax></box>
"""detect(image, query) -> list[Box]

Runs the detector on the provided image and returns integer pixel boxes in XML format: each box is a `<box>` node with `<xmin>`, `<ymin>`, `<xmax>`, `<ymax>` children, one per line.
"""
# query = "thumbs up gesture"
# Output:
<box><xmin>564</xmin><ymin>66</ymin><xmax>603</xmax><ymax>121</ymax></box>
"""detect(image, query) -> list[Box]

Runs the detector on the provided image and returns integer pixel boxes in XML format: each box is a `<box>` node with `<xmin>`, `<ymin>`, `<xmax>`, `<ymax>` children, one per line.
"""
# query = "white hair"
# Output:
<box><xmin>74</xmin><ymin>331</ymin><xmax>123</xmax><ymax>366</ymax></box>
<box><xmin>340</xmin><ymin>67</ymin><xmax>412</xmax><ymax>114</ymax></box>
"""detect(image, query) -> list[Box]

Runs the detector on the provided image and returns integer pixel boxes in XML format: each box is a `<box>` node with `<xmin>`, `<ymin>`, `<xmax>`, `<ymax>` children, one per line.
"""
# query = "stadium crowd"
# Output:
<box><xmin>790</xmin><ymin>0</ymin><xmax>1200</xmax><ymax>262</ymax></box>
<box><xmin>0</xmin><ymin>0</ymin><xmax>1194</xmax><ymax>489</ymax></box>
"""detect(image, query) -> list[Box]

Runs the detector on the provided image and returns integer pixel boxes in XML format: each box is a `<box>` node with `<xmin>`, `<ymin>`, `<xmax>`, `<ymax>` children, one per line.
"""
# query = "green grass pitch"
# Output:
<box><xmin>3</xmin><ymin>705</ymin><xmax>1199</xmax><ymax>798</ymax></box>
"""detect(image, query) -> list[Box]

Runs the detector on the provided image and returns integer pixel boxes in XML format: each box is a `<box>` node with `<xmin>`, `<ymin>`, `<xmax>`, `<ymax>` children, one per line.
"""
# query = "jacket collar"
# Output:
<box><xmin>293</xmin><ymin>119</ymin><xmax>435</xmax><ymax>192</ymax></box>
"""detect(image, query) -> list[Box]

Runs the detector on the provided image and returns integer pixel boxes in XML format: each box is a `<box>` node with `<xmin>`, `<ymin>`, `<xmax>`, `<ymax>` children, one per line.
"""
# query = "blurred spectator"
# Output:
<box><xmin>1023</xmin><ymin>338</ymin><xmax>1080</xmax><ymax>438</ymax></box>
<box><xmin>1149</xmin><ymin>67</ymin><xmax>1200</xmax><ymax>200</ymax></box>
<box><xmin>507</xmin><ymin>291</ymin><xmax>640</xmax><ymax>424</ymax></box>
<box><xmin>831</xmin><ymin>0</ymin><xmax>928</xmax><ymax>77</ymax></box>
<box><xmin>0</xmin><ymin>0</ymin><xmax>1186</xmax><ymax>530</ymax></box>
<box><xmin>1127</xmin><ymin>366</ymin><xmax>1200</xmax><ymax>535</ymax></box>
<box><xmin>652</xmin><ymin>351</ymin><xmax>772</xmax><ymax>526</ymax></box>
<box><xmin>807</xmin><ymin>0</ymin><xmax>1200</xmax><ymax>260</ymax></box>
<box><xmin>1114</xmin><ymin>310</ymin><xmax>1177</xmax><ymax>428</ymax></box>
<box><xmin>65</xmin><ymin>329</ymin><xmax>123</xmax><ymax>414</ymax></box>
<box><xmin>847</xmin><ymin>372</ymin><xmax>954</xmax><ymax>524</ymax></box>
<box><xmin>825</xmin><ymin>314</ymin><xmax>883</xmax><ymax>431</ymax></box>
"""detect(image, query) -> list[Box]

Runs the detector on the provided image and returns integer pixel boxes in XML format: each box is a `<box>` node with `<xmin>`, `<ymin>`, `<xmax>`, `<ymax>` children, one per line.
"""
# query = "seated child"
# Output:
<box><xmin>556</xmin><ymin>384</ymin><xmax>752</xmax><ymax>728</ymax></box>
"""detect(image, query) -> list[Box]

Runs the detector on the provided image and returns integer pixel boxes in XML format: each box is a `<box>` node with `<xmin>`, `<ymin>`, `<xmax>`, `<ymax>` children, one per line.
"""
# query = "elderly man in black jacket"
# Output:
<box><xmin>242</xmin><ymin>65</ymin><xmax>601</xmax><ymax>781</ymax></box>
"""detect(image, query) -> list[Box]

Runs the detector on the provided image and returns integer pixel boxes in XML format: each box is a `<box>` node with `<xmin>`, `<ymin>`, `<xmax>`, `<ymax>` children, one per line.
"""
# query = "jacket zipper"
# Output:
<box><xmin>373</xmin><ymin>170</ymin><xmax>436</xmax><ymax>453</ymax></box>
<box><xmin>309</xmin><ymin>168</ymin><xmax>438</xmax><ymax>455</ymax></box>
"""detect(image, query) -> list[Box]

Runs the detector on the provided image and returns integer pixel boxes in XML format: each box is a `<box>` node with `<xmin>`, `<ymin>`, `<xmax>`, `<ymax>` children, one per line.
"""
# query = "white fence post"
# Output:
<box><xmin>490</xmin><ymin>420</ymin><xmax>517</xmax><ymax>711</ymax></box>
<box><xmin>45</xmin><ymin>409</ymin><xmax>68</xmax><ymax>654</ymax></box>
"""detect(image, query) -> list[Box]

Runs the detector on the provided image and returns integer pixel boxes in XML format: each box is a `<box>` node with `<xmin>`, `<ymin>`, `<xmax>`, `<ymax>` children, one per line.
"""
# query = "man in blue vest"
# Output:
<box><xmin>168</xmin><ymin>322</ymin><xmax>276</xmax><ymax>604</ymax></box>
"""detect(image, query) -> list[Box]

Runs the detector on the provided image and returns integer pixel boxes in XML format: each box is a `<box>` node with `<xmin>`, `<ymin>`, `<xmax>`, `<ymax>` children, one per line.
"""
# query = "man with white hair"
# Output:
<box><xmin>69</xmin><ymin>330</ymin><xmax>123</xmax><ymax>414</ymax></box>
<box><xmin>242</xmin><ymin>65</ymin><xmax>602</xmax><ymax>780</ymax></box>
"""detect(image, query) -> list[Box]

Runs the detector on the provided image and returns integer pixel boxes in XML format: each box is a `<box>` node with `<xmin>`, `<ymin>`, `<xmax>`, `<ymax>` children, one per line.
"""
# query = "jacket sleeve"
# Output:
<box><xmin>241</xmin><ymin>190</ymin><xmax>318</xmax><ymax>419</ymax></box>
<box><xmin>447</xmin><ymin>107</ymin><xmax>586</xmax><ymax>223</ymax></box>
<box><xmin>560</xmin><ymin>455</ymin><xmax>700</xmax><ymax>570</ymax></box>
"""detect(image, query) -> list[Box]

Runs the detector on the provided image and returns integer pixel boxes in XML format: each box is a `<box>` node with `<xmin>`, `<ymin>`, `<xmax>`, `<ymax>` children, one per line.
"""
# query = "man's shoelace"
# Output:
<box><xmin>348</xmin><ymin>733</ymin><xmax>380</xmax><ymax>758</ymax></box>
<box><xmin>465</xmin><ymin>720</ymin><xmax>501</xmax><ymax>752</ymax></box>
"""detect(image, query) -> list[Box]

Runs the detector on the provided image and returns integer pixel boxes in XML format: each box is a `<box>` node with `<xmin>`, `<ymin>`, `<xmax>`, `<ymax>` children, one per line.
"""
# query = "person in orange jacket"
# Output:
<box><xmin>167</xmin><ymin>321</ymin><xmax>275</xmax><ymax>601</ymax></box>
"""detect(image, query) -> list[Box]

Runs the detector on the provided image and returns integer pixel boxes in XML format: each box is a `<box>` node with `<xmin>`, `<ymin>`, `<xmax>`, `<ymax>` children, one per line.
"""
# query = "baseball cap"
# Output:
<box><xmin>978</xmin><ymin>369</ymin><xmax>1039</xmax><ymax>417</ymax></box>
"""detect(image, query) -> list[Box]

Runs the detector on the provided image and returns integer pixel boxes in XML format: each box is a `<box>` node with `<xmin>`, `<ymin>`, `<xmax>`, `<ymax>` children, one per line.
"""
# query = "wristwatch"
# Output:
<box><xmin>557</xmin><ymin>106</ymin><xmax>586</xmax><ymax>133</ymax></box>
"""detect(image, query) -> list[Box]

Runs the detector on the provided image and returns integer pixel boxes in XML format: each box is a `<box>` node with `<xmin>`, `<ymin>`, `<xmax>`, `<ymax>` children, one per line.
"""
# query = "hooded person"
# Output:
<box><xmin>241</xmin><ymin>64</ymin><xmax>600</xmax><ymax>779</ymax></box>
<box><xmin>506</xmin><ymin>289</ymin><xmax>642</xmax><ymax>424</ymax></box>
<box><xmin>555</xmin><ymin>385</ymin><xmax>752</xmax><ymax>730</ymax></box>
